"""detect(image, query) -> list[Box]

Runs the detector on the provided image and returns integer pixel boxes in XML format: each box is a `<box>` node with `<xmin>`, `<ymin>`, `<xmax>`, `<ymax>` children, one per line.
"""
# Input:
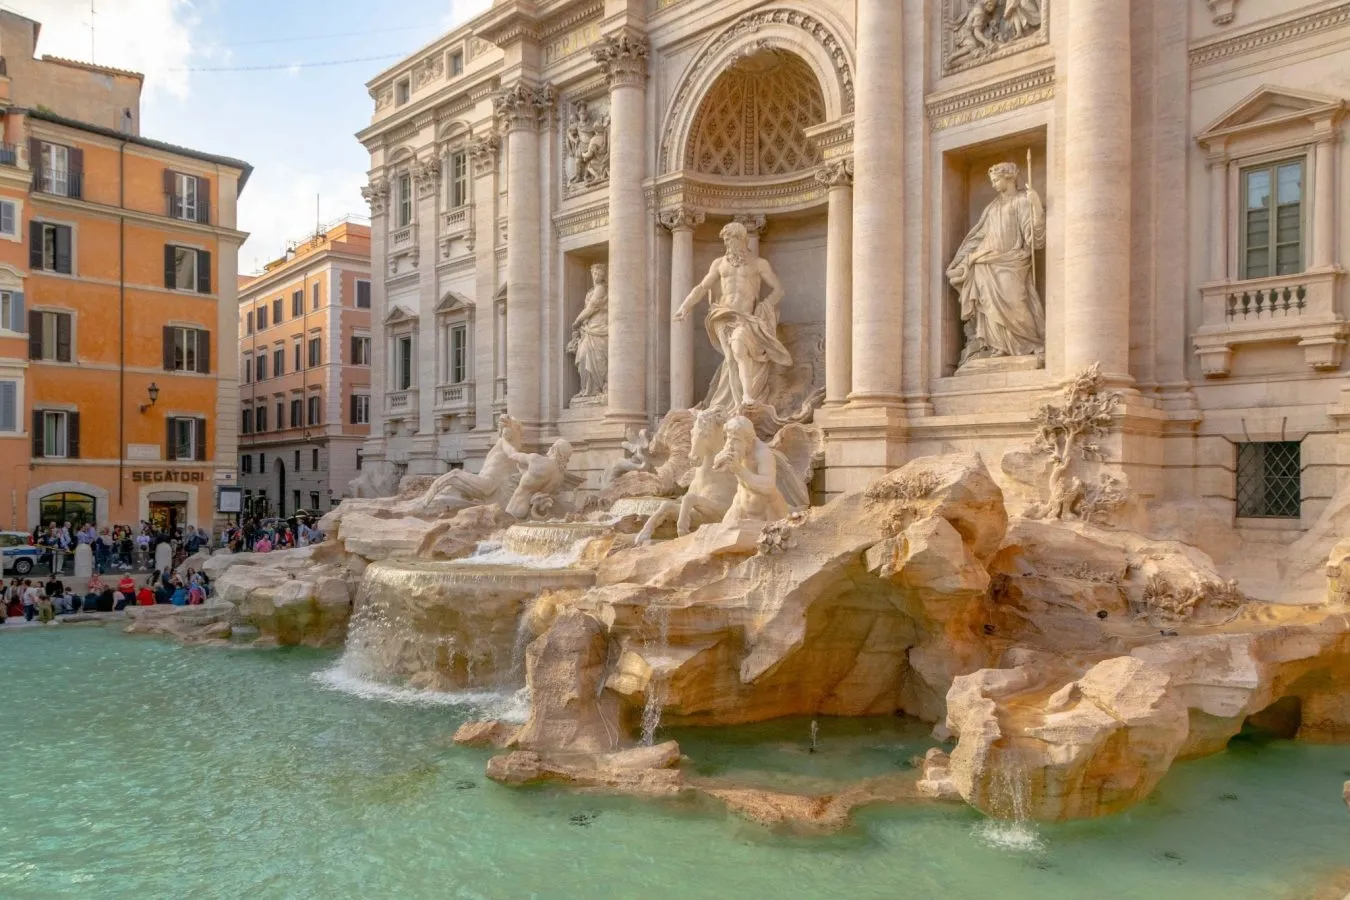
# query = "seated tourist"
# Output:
<box><xmin>136</xmin><ymin>585</ymin><xmax>155</xmax><ymax>606</ymax></box>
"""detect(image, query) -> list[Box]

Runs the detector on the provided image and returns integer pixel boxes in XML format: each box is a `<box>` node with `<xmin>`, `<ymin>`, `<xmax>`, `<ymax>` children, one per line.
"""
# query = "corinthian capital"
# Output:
<box><xmin>494</xmin><ymin>82</ymin><xmax>557</xmax><ymax>133</ymax></box>
<box><xmin>593</xmin><ymin>31</ymin><xmax>649</xmax><ymax>89</ymax></box>
<box><xmin>733</xmin><ymin>213</ymin><xmax>768</xmax><ymax>238</ymax></box>
<box><xmin>658</xmin><ymin>207</ymin><xmax>705</xmax><ymax>233</ymax></box>
<box><xmin>815</xmin><ymin>158</ymin><xmax>854</xmax><ymax>188</ymax></box>
<box><xmin>469</xmin><ymin>133</ymin><xmax>501</xmax><ymax>177</ymax></box>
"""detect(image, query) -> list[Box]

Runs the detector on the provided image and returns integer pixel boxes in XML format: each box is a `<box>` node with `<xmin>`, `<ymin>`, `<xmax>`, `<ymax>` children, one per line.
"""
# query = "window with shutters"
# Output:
<box><xmin>165</xmin><ymin>326</ymin><xmax>209</xmax><ymax>373</ymax></box>
<box><xmin>241</xmin><ymin>454</ymin><xmax>252</xmax><ymax>474</ymax></box>
<box><xmin>243</xmin><ymin>356</ymin><xmax>252</xmax><ymax>384</ymax></box>
<box><xmin>255</xmin><ymin>405</ymin><xmax>267</xmax><ymax>432</ymax></box>
<box><xmin>241</xmin><ymin>406</ymin><xmax>252</xmax><ymax>434</ymax></box>
<box><xmin>38</xmin><ymin>142</ymin><xmax>78</xmax><ymax>197</ymax></box>
<box><xmin>273</xmin><ymin>347</ymin><xmax>284</xmax><ymax>377</ymax></box>
<box><xmin>291</xmin><ymin>291</ymin><xmax>302</xmax><ymax>317</ymax></box>
<box><xmin>290</xmin><ymin>398</ymin><xmax>302</xmax><ymax>428</ymax></box>
<box><xmin>168</xmin><ymin>246</ymin><xmax>202</xmax><ymax>292</ymax></box>
<box><xmin>312</xmin><ymin>282</ymin><xmax>321</xmax><ymax>310</ymax></box>
<box><xmin>351</xmin><ymin>394</ymin><xmax>370</xmax><ymax>425</ymax></box>
<box><xmin>356</xmin><ymin>280</ymin><xmax>371</xmax><ymax>309</ymax></box>
<box><xmin>175</xmin><ymin>173</ymin><xmax>197</xmax><ymax>221</ymax></box>
<box><xmin>353</xmin><ymin>336</ymin><xmax>371</xmax><ymax>366</ymax></box>
<box><xmin>31</xmin><ymin>310</ymin><xmax>72</xmax><ymax>362</ymax></box>
<box><xmin>311</xmin><ymin>449</ymin><xmax>319</xmax><ymax>470</ymax></box>
<box><xmin>275</xmin><ymin>401</ymin><xmax>284</xmax><ymax>430</ymax></box>
<box><xmin>0</xmin><ymin>200</ymin><xmax>17</xmax><ymax>238</ymax></box>
<box><xmin>307</xmin><ymin>395</ymin><xmax>321</xmax><ymax>426</ymax></box>
<box><xmin>1241</xmin><ymin>160</ymin><xmax>1304</xmax><ymax>280</ymax></box>
<box><xmin>259</xmin><ymin>455</ymin><xmax>266</xmax><ymax>474</ymax></box>
<box><xmin>34</xmin><ymin>222</ymin><xmax>73</xmax><ymax>274</ymax></box>
<box><xmin>0</xmin><ymin>293</ymin><xmax>12</xmax><ymax>332</ymax></box>
<box><xmin>310</xmin><ymin>491</ymin><xmax>321</xmax><ymax>511</ymax></box>
<box><xmin>0</xmin><ymin>380</ymin><xmax>17</xmax><ymax>432</ymax></box>
<box><xmin>255</xmin><ymin>351</ymin><xmax>268</xmax><ymax>381</ymax></box>
<box><xmin>272</xmin><ymin>297</ymin><xmax>283</xmax><ymax>324</ymax></box>
<box><xmin>450</xmin><ymin>151</ymin><xmax>469</xmax><ymax>208</ymax></box>
<box><xmin>170</xmin><ymin>417</ymin><xmax>197</xmax><ymax>461</ymax></box>
<box><xmin>246</xmin><ymin>310</ymin><xmax>254</xmax><ymax>335</ymax></box>
<box><xmin>293</xmin><ymin>340</ymin><xmax>302</xmax><ymax>371</ymax></box>
<box><xmin>308</xmin><ymin>336</ymin><xmax>321</xmax><ymax>368</ymax></box>
<box><xmin>40</xmin><ymin>410</ymin><xmax>69</xmax><ymax>457</ymax></box>
<box><xmin>257</xmin><ymin>305</ymin><xmax>268</xmax><ymax>329</ymax></box>
<box><xmin>294</xmin><ymin>449</ymin><xmax>301</xmax><ymax>471</ymax></box>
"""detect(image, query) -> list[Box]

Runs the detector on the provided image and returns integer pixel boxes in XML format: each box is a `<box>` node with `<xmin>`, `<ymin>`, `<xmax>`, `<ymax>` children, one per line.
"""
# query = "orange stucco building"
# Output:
<box><xmin>0</xmin><ymin>10</ymin><xmax>250</xmax><ymax>533</ymax></box>
<box><xmin>237</xmin><ymin>221</ymin><xmax>372</xmax><ymax>516</ymax></box>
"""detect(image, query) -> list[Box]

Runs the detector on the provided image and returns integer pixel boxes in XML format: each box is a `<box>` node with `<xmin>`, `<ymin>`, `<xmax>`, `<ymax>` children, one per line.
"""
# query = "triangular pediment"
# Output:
<box><xmin>383</xmin><ymin>304</ymin><xmax>416</xmax><ymax>326</ymax></box>
<box><xmin>1199</xmin><ymin>85</ymin><xmax>1346</xmax><ymax>144</ymax></box>
<box><xmin>436</xmin><ymin>291</ymin><xmax>474</xmax><ymax>314</ymax></box>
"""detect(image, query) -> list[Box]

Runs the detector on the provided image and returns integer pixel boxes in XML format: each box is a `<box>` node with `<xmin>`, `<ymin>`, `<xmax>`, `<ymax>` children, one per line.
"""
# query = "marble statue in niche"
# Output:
<box><xmin>675</xmin><ymin>221</ymin><xmax>792</xmax><ymax>411</ymax></box>
<box><xmin>565</xmin><ymin>99</ymin><xmax>610</xmax><ymax>189</ymax></box>
<box><xmin>947</xmin><ymin>161</ymin><xmax>1046</xmax><ymax>369</ymax></box>
<box><xmin>568</xmin><ymin>263</ymin><xmax>609</xmax><ymax>406</ymax></box>
<box><xmin>947</xmin><ymin>0</ymin><xmax>1044</xmax><ymax>71</ymax></box>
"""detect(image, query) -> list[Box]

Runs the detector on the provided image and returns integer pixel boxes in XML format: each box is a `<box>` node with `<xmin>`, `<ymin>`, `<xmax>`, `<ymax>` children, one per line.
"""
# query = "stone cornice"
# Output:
<box><xmin>357</xmin><ymin>64</ymin><xmax>503</xmax><ymax>148</ymax></box>
<box><xmin>1189</xmin><ymin>1</ymin><xmax>1350</xmax><ymax>67</ymax></box>
<box><xmin>925</xmin><ymin>64</ymin><xmax>1055</xmax><ymax>132</ymax></box>
<box><xmin>32</xmin><ymin>192</ymin><xmax>249</xmax><ymax>244</ymax></box>
<box><xmin>647</xmin><ymin>171</ymin><xmax>826</xmax><ymax>217</ymax></box>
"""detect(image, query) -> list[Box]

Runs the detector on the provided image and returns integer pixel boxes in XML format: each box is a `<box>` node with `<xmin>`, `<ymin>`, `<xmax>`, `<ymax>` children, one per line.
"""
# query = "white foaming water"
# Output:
<box><xmin>313</xmin><ymin>665</ymin><xmax>531</xmax><ymax>723</ymax></box>
<box><xmin>640</xmin><ymin>679</ymin><xmax>667</xmax><ymax>747</ymax></box>
<box><xmin>971</xmin><ymin>820</ymin><xmax>1046</xmax><ymax>853</ymax></box>
<box><xmin>449</xmin><ymin>539</ymin><xmax>588</xmax><ymax>570</ymax></box>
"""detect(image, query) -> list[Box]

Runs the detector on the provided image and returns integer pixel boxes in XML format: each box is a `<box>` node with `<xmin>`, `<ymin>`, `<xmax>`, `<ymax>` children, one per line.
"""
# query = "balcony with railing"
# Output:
<box><xmin>388</xmin><ymin>221</ymin><xmax>419</xmax><ymax>274</ymax></box>
<box><xmin>441</xmin><ymin>205</ymin><xmax>473</xmax><ymax>236</ymax></box>
<box><xmin>36</xmin><ymin>172</ymin><xmax>81</xmax><ymax>199</ymax></box>
<box><xmin>385</xmin><ymin>388</ymin><xmax>418</xmax><ymax>417</ymax></box>
<box><xmin>1194</xmin><ymin>269</ymin><xmax>1346</xmax><ymax>377</ymax></box>
<box><xmin>0</xmin><ymin>144</ymin><xmax>19</xmax><ymax>168</ymax></box>
<box><xmin>169</xmin><ymin>194</ymin><xmax>212</xmax><ymax>225</ymax></box>
<box><xmin>435</xmin><ymin>381</ymin><xmax>475</xmax><ymax>414</ymax></box>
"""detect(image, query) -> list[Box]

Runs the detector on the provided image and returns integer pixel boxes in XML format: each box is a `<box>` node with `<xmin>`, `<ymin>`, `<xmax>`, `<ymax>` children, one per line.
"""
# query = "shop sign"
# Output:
<box><xmin>130</xmin><ymin>471</ymin><xmax>207</xmax><ymax>483</ymax></box>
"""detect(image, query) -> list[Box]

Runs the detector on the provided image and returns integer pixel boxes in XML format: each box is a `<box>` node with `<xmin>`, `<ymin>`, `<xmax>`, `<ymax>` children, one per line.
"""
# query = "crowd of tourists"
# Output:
<box><xmin>29</xmin><ymin>522</ymin><xmax>213</xmax><ymax>575</ymax></box>
<box><xmin>223</xmin><ymin>515</ymin><xmax>323</xmax><ymax>555</ymax></box>
<box><xmin>0</xmin><ymin>568</ymin><xmax>213</xmax><ymax>625</ymax></box>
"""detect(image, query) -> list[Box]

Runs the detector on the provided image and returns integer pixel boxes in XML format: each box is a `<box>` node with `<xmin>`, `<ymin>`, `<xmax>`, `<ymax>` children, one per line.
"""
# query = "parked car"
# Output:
<box><xmin>0</xmin><ymin>532</ymin><xmax>41</xmax><ymax>576</ymax></box>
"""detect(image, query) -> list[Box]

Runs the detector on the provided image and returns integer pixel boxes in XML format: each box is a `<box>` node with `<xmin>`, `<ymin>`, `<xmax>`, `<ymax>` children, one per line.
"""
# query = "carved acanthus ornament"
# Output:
<box><xmin>815</xmin><ymin>158</ymin><xmax>854</xmax><ymax>189</ymax></box>
<box><xmin>659</xmin><ymin>207</ymin><xmax>705</xmax><ymax>234</ymax></box>
<box><xmin>362</xmin><ymin>178</ymin><xmax>390</xmax><ymax>215</ymax></box>
<box><xmin>469</xmin><ymin>134</ymin><xmax>501</xmax><ymax>178</ymax></box>
<box><xmin>414</xmin><ymin>156</ymin><xmax>442</xmax><ymax>199</ymax></box>
<box><xmin>944</xmin><ymin>0</ymin><xmax>1048</xmax><ymax>74</ymax></box>
<box><xmin>592</xmin><ymin>32</ymin><xmax>649</xmax><ymax>89</ymax></box>
<box><xmin>494</xmin><ymin>82</ymin><xmax>557</xmax><ymax>133</ymax></box>
<box><xmin>733</xmin><ymin>213</ymin><xmax>768</xmax><ymax>240</ymax></box>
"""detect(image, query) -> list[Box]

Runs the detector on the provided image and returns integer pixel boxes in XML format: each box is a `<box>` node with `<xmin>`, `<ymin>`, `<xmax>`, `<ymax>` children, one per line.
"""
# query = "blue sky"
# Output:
<box><xmin>8</xmin><ymin>0</ymin><xmax>491</xmax><ymax>272</ymax></box>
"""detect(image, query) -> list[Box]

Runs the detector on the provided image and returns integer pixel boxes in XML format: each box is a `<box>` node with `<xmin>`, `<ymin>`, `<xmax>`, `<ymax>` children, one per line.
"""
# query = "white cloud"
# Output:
<box><xmin>238</xmin><ymin>164</ymin><xmax>369</xmax><ymax>275</ymax></box>
<box><xmin>441</xmin><ymin>0</ymin><xmax>492</xmax><ymax>31</ymax></box>
<box><xmin>7</xmin><ymin>0</ymin><xmax>224</xmax><ymax>104</ymax></box>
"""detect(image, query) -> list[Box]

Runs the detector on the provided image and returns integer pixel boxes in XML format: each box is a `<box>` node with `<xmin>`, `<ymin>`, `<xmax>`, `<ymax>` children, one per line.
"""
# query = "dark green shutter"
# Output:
<box><xmin>194</xmin><ymin>418</ymin><xmax>207</xmax><ymax>461</ymax></box>
<box><xmin>197</xmin><ymin>250</ymin><xmax>211</xmax><ymax>294</ymax></box>
<box><xmin>55</xmin><ymin>314</ymin><xmax>71</xmax><ymax>362</ymax></box>
<box><xmin>164</xmin><ymin>245</ymin><xmax>176</xmax><ymax>288</ymax></box>
<box><xmin>27</xmin><ymin>310</ymin><xmax>41</xmax><ymax>359</ymax></box>
<box><xmin>66</xmin><ymin>411</ymin><xmax>79</xmax><ymax>458</ymax></box>
<box><xmin>199</xmin><ymin>330</ymin><xmax>210</xmax><ymax>374</ymax></box>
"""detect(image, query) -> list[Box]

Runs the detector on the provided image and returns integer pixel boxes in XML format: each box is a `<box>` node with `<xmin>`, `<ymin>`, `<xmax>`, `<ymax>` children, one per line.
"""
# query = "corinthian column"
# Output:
<box><xmin>1063</xmin><ymin>3</ymin><xmax>1132</xmax><ymax>380</ymax></box>
<box><xmin>660</xmin><ymin>206</ymin><xmax>705</xmax><ymax>411</ymax></box>
<box><xmin>494</xmin><ymin>83</ymin><xmax>553</xmax><ymax>428</ymax></box>
<box><xmin>817</xmin><ymin>159</ymin><xmax>854</xmax><ymax>406</ymax></box>
<box><xmin>850</xmin><ymin>0</ymin><xmax>905</xmax><ymax>406</ymax></box>
<box><xmin>594</xmin><ymin>31</ymin><xmax>650</xmax><ymax>422</ymax></box>
<box><xmin>1313</xmin><ymin>132</ymin><xmax>1339</xmax><ymax>270</ymax></box>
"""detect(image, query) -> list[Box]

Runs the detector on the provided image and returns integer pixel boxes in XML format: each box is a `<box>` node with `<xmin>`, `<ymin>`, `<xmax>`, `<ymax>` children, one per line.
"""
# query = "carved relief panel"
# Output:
<box><xmin>942</xmin><ymin>0</ymin><xmax>1049</xmax><ymax>75</ymax></box>
<box><xmin>562</xmin><ymin>95</ymin><xmax>611</xmax><ymax>198</ymax></box>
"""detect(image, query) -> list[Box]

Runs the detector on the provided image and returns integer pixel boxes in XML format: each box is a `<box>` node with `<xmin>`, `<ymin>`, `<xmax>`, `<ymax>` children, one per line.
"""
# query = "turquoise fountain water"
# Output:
<box><xmin>2</xmin><ymin>627</ymin><xmax>1348</xmax><ymax>899</ymax></box>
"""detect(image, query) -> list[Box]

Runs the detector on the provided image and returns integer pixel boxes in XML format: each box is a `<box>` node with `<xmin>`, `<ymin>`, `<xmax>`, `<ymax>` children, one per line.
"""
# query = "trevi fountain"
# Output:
<box><xmin>8</xmin><ymin>1</ymin><xmax>1350</xmax><ymax>897</ymax></box>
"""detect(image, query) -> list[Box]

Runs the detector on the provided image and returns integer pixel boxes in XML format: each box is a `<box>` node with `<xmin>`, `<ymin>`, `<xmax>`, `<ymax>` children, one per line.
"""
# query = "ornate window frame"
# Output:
<box><xmin>434</xmin><ymin>292</ymin><xmax>476</xmax><ymax>421</ymax></box>
<box><xmin>1193</xmin><ymin>85</ymin><xmax>1347</xmax><ymax>377</ymax></box>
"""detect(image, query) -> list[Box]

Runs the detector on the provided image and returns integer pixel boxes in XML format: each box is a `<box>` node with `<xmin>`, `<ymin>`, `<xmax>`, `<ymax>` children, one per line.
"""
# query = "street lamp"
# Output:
<box><xmin>139</xmin><ymin>382</ymin><xmax>160</xmax><ymax>413</ymax></box>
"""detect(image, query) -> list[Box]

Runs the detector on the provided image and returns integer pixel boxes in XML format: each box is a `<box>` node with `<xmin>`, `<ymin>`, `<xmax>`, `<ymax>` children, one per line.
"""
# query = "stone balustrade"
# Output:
<box><xmin>436</xmin><ymin>381</ymin><xmax>475</xmax><ymax>414</ymax></box>
<box><xmin>1194</xmin><ymin>269</ymin><xmax>1346</xmax><ymax>377</ymax></box>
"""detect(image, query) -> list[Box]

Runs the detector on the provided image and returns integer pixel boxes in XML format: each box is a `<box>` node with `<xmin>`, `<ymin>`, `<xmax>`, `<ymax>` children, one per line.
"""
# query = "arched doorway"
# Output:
<box><xmin>275</xmin><ymin>459</ymin><xmax>287</xmax><ymax>517</ymax></box>
<box><xmin>38</xmin><ymin>492</ymin><xmax>96</xmax><ymax>528</ymax></box>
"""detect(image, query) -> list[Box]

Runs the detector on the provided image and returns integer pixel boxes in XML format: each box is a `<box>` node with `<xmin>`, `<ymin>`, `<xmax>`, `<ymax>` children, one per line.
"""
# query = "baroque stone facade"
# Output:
<box><xmin>355</xmin><ymin>0</ymin><xmax>1350</xmax><ymax>570</ymax></box>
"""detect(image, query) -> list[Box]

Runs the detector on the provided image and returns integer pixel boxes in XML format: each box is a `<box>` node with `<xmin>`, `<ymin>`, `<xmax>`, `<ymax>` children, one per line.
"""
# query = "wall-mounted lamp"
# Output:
<box><xmin>139</xmin><ymin>382</ymin><xmax>160</xmax><ymax>414</ymax></box>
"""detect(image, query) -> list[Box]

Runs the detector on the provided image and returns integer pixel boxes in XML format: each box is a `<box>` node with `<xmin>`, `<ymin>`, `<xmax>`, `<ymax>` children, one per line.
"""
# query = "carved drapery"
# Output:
<box><xmin>943</xmin><ymin>0</ymin><xmax>1049</xmax><ymax>75</ymax></box>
